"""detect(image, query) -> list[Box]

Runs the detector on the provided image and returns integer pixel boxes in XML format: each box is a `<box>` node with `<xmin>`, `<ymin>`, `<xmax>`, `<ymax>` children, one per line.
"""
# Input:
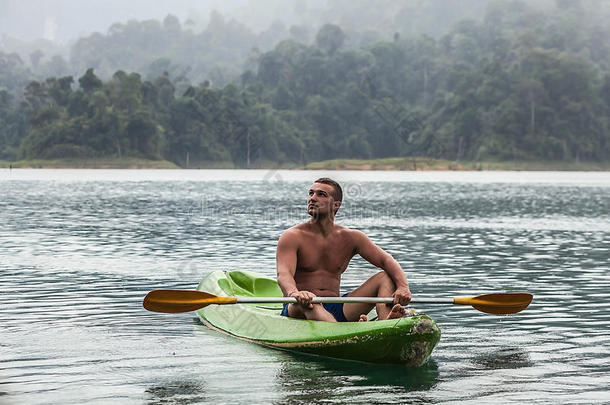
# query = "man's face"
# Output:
<box><xmin>307</xmin><ymin>183</ymin><xmax>339</xmax><ymax>217</ymax></box>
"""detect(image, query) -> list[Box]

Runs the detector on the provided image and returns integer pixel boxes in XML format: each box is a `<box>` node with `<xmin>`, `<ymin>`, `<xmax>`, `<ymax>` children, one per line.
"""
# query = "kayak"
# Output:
<box><xmin>196</xmin><ymin>270</ymin><xmax>441</xmax><ymax>366</ymax></box>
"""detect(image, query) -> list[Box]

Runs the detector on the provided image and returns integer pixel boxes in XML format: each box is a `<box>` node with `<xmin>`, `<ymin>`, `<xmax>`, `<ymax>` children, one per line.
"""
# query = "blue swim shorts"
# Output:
<box><xmin>281</xmin><ymin>292</ymin><xmax>350</xmax><ymax>322</ymax></box>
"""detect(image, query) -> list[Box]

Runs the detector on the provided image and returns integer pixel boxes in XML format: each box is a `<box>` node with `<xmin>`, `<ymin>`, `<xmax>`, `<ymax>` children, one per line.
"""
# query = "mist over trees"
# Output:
<box><xmin>2</xmin><ymin>0</ymin><xmax>610</xmax><ymax>165</ymax></box>
<box><xmin>1</xmin><ymin>0</ymin><xmax>563</xmax><ymax>88</ymax></box>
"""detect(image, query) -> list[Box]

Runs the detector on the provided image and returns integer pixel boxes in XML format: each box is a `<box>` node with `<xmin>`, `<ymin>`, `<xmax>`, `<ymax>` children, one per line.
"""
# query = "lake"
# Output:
<box><xmin>1</xmin><ymin>169</ymin><xmax>609</xmax><ymax>404</ymax></box>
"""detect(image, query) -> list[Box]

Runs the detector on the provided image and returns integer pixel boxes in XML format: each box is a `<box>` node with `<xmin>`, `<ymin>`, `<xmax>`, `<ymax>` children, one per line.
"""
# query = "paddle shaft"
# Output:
<box><xmin>235</xmin><ymin>297</ymin><xmax>453</xmax><ymax>304</ymax></box>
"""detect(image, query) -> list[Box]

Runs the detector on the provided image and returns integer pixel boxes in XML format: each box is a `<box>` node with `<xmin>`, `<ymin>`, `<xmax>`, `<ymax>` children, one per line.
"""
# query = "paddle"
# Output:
<box><xmin>143</xmin><ymin>290</ymin><xmax>532</xmax><ymax>315</ymax></box>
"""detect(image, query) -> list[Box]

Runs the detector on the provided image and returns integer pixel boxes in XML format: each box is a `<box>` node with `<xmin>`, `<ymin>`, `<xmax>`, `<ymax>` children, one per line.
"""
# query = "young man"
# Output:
<box><xmin>276</xmin><ymin>177</ymin><xmax>412</xmax><ymax>322</ymax></box>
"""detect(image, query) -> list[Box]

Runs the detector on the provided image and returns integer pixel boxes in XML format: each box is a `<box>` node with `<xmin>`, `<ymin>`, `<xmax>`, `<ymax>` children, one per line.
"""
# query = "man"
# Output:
<box><xmin>276</xmin><ymin>177</ymin><xmax>412</xmax><ymax>322</ymax></box>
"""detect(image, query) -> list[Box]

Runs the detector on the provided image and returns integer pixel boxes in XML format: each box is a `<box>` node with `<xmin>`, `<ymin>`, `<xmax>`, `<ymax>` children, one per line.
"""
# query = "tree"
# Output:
<box><xmin>78</xmin><ymin>68</ymin><xmax>103</xmax><ymax>93</ymax></box>
<box><xmin>315</xmin><ymin>24</ymin><xmax>346</xmax><ymax>56</ymax></box>
<box><xmin>30</xmin><ymin>50</ymin><xmax>45</xmax><ymax>69</ymax></box>
<box><xmin>163</xmin><ymin>14</ymin><xmax>181</xmax><ymax>33</ymax></box>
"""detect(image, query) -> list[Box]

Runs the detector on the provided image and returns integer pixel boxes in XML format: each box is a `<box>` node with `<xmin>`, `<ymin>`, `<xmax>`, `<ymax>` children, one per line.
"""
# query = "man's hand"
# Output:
<box><xmin>288</xmin><ymin>290</ymin><xmax>316</xmax><ymax>309</ymax></box>
<box><xmin>393</xmin><ymin>286</ymin><xmax>412</xmax><ymax>306</ymax></box>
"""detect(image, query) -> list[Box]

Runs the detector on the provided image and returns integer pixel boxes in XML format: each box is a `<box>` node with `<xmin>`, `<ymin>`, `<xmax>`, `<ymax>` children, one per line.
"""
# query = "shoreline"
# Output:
<box><xmin>1</xmin><ymin>158</ymin><xmax>180</xmax><ymax>169</ymax></box>
<box><xmin>2</xmin><ymin>157</ymin><xmax>609</xmax><ymax>171</ymax></box>
<box><xmin>303</xmin><ymin>157</ymin><xmax>610</xmax><ymax>171</ymax></box>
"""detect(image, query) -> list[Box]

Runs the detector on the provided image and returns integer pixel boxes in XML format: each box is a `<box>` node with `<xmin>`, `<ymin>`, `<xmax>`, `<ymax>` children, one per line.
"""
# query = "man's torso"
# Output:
<box><xmin>292</xmin><ymin>223</ymin><xmax>357</xmax><ymax>296</ymax></box>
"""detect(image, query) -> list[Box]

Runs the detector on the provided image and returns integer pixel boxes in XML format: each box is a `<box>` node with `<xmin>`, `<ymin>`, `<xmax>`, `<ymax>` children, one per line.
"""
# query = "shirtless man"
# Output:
<box><xmin>276</xmin><ymin>177</ymin><xmax>412</xmax><ymax>322</ymax></box>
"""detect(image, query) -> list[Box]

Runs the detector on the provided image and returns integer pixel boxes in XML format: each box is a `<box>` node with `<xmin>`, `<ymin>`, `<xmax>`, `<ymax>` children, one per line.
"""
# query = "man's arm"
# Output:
<box><xmin>276</xmin><ymin>230</ymin><xmax>315</xmax><ymax>308</ymax></box>
<box><xmin>353</xmin><ymin>230</ymin><xmax>412</xmax><ymax>305</ymax></box>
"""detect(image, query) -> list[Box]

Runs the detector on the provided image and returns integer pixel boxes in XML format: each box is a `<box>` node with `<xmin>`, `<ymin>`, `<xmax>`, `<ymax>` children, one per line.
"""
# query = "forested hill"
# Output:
<box><xmin>1</xmin><ymin>0</ymin><xmax>610</xmax><ymax>167</ymax></box>
<box><xmin>0</xmin><ymin>0</ymin><xmax>515</xmax><ymax>87</ymax></box>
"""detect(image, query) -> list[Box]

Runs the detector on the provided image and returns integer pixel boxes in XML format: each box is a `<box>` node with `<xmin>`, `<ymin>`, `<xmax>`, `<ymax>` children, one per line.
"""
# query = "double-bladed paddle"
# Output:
<box><xmin>143</xmin><ymin>290</ymin><xmax>533</xmax><ymax>315</ymax></box>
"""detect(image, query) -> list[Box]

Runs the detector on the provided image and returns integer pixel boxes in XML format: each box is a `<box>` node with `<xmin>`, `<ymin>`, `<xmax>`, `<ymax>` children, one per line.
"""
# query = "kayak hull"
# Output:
<box><xmin>196</xmin><ymin>270</ymin><xmax>441</xmax><ymax>366</ymax></box>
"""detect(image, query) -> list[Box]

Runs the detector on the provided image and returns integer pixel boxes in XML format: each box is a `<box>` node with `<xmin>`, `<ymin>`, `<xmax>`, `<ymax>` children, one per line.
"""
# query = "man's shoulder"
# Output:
<box><xmin>337</xmin><ymin>227</ymin><xmax>370</xmax><ymax>246</ymax></box>
<box><xmin>335</xmin><ymin>225</ymin><xmax>363</xmax><ymax>236</ymax></box>
<box><xmin>285</xmin><ymin>222</ymin><xmax>309</xmax><ymax>233</ymax></box>
<box><xmin>279</xmin><ymin>223</ymin><xmax>309</xmax><ymax>240</ymax></box>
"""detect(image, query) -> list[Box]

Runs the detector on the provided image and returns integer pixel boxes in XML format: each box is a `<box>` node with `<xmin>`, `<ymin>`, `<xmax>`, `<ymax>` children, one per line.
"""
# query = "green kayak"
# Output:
<box><xmin>196</xmin><ymin>270</ymin><xmax>441</xmax><ymax>365</ymax></box>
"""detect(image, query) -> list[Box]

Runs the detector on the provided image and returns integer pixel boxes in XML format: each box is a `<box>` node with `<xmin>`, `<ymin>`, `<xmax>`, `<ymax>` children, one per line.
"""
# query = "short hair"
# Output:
<box><xmin>314</xmin><ymin>177</ymin><xmax>343</xmax><ymax>202</ymax></box>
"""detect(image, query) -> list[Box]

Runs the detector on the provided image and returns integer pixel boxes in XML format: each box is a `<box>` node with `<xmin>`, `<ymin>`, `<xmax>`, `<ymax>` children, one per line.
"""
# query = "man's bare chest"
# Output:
<box><xmin>296</xmin><ymin>236</ymin><xmax>356</xmax><ymax>272</ymax></box>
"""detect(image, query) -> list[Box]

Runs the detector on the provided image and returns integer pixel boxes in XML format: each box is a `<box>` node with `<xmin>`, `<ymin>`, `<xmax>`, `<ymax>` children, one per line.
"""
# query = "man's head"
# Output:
<box><xmin>308</xmin><ymin>178</ymin><xmax>343</xmax><ymax>217</ymax></box>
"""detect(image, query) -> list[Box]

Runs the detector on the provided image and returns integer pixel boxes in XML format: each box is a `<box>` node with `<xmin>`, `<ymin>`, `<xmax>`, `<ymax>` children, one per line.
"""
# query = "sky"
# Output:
<box><xmin>0</xmin><ymin>0</ymin><xmax>278</xmax><ymax>44</ymax></box>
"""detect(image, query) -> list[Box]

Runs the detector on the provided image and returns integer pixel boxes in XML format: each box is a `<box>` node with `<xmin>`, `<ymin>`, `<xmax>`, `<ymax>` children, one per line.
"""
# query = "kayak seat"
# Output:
<box><xmin>253</xmin><ymin>277</ymin><xmax>282</xmax><ymax>297</ymax></box>
<box><xmin>219</xmin><ymin>270</ymin><xmax>283</xmax><ymax>298</ymax></box>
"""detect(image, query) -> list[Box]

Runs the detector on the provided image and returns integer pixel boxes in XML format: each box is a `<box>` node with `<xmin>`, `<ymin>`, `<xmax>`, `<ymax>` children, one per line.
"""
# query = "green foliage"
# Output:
<box><xmin>315</xmin><ymin>24</ymin><xmax>346</xmax><ymax>56</ymax></box>
<box><xmin>2</xmin><ymin>1</ymin><xmax>610</xmax><ymax>165</ymax></box>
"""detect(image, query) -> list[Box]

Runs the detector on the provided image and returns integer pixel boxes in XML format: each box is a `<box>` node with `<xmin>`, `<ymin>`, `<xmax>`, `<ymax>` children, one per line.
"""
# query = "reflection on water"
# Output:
<box><xmin>1</xmin><ymin>170</ymin><xmax>609</xmax><ymax>403</ymax></box>
<box><xmin>471</xmin><ymin>347</ymin><xmax>533</xmax><ymax>370</ymax></box>
<box><xmin>146</xmin><ymin>380</ymin><xmax>207</xmax><ymax>404</ymax></box>
<box><xmin>276</xmin><ymin>354</ymin><xmax>439</xmax><ymax>403</ymax></box>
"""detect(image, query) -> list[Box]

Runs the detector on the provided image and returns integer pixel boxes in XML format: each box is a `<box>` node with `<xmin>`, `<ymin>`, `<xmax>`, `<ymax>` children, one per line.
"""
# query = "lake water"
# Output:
<box><xmin>1</xmin><ymin>169</ymin><xmax>609</xmax><ymax>404</ymax></box>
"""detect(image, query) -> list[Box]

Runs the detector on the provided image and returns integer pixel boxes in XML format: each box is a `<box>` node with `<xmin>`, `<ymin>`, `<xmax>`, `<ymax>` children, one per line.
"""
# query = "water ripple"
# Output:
<box><xmin>1</xmin><ymin>170</ymin><xmax>609</xmax><ymax>403</ymax></box>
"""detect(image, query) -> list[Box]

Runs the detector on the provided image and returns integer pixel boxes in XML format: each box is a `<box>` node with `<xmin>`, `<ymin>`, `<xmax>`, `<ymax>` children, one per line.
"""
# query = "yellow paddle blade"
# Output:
<box><xmin>143</xmin><ymin>289</ymin><xmax>237</xmax><ymax>313</ymax></box>
<box><xmin>454</xmin><ymin>293</ymin><xmax>533</xmax><ymax>315</ymax></box>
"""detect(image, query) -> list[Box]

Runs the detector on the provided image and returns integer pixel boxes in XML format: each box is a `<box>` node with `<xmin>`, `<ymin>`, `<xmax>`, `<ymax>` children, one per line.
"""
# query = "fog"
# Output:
<box><xmin>0</xmin><ymin>0</ymin><xmax>324</xmax><ymax>44</ymax></box>
<box><xmin>4</xmin><ymin>0</ymin><xmax>610</xmax><ymax>49</ymax></box>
